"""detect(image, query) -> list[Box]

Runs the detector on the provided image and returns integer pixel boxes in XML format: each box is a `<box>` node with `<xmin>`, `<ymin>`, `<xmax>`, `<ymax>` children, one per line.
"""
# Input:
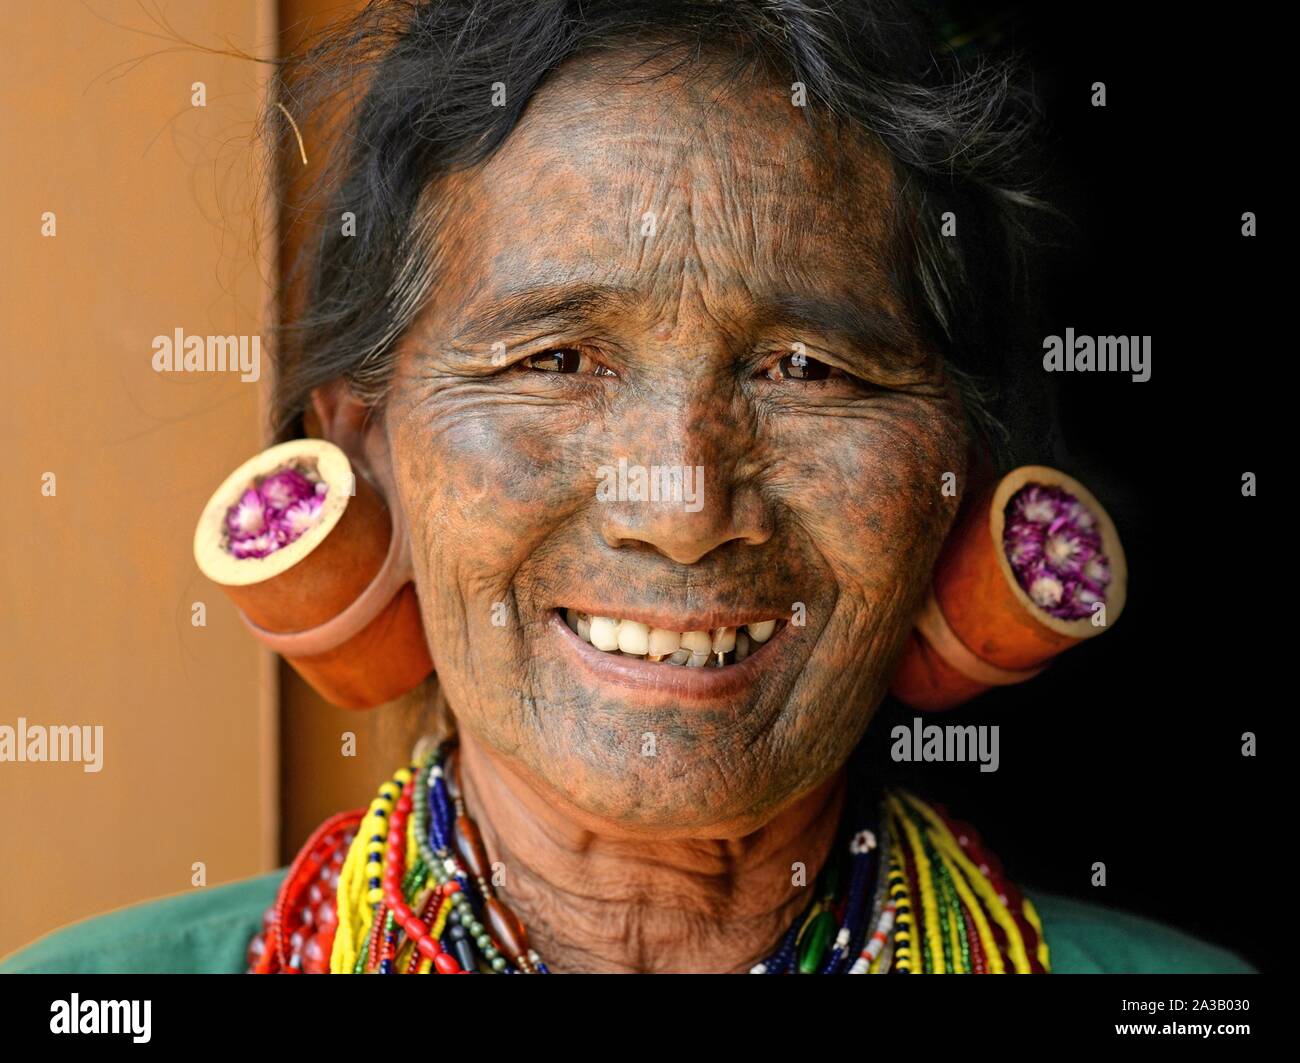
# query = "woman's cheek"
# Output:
<box><xmin>392</xmin><ymin>392</ymin><xmax>590</xmax><ymax>609</ymax></box>
<box><xmin>774</xmin><ymin>400</ymin><xmax>966</xmax><ymax>617</ymax></box>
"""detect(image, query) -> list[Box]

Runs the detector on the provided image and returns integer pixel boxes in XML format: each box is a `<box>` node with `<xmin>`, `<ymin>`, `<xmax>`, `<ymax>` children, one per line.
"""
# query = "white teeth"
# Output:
<box><xmin>564</xmin><ymin>611</ymin><xmax>780</xmax><ymax>667</ymax></box>
<box><xmin>680</xmin><ymin>630</ymin><xmax>712</xmax><ymax>655</ymax></box>
<box><xmin>617</xmin><ymin>620</ymin><xmax>650</xmax><ymax>655</ymax></box>
<box><xmin>711</xmin><ymin>627</ymin><xmax>736</xmax><ymax>654</ymax></box>
<box><xmin>589</xmin><ymin>616</ymin><xmax>621</xmax><ymax>652</ymax></box>
<box><xmin>648</xmin><ymin>628</ymin><xmax>681</xmax><ymax>656</ymax></box>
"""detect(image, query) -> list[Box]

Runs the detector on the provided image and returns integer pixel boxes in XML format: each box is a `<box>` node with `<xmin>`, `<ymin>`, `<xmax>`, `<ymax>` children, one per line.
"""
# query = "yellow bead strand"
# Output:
<box><xmin>887</xmin><ymin>841</ymin><xmax>914</xmax><ymax>974</ymax></box>
<box><xmin>888</xmin><ymin>796</ymin><xmax>946</xmax><ymax>974</ymax></box>
<box><xmin>330</xmin><ymin>768</ymin><xmax>404</xmax><ymax>974</ymax></box>
<box><xmin>1022</xmin><ymin>895</ymin><xmax>1052</xmax><ymax>973</ymax></box>
<box><xmin>901</xmin><ymin>792</ymin><xmax>1031</xmax><ymax>973</ymax></box>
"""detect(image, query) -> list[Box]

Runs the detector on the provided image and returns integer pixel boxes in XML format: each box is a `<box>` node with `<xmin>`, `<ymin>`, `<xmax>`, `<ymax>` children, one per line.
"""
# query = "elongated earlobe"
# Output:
<box><xmin>890</xmin><ymin>465</ymin><xmax>1127</xmax><ymax>710</ymax></box>
<box><xmin>194</xmin><ymin>438</ymin><xmax>431</xmax><ymax>708</ymax></box>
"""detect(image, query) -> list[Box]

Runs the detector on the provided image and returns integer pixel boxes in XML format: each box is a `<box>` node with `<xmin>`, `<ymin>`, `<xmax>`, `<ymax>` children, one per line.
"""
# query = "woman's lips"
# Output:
<box><xmin>547</xmin><ymin>608</ymin><xmax>795</xmax><ymax>706</ymax></box>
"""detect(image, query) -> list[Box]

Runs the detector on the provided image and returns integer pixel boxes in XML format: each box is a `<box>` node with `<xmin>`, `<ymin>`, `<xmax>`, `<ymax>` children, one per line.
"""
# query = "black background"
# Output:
<box><xmin>873</xmin><ymin>1</ymin><xmax>1277</xmax><ymax>973</ymax></box>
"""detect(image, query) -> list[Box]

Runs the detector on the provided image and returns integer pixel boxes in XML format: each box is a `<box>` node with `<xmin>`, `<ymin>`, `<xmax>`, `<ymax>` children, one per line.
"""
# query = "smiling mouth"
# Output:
<box><xmin>559</xmin><ymin>608</ymin><xmax>784</xmax><ymax>668</ymax></box>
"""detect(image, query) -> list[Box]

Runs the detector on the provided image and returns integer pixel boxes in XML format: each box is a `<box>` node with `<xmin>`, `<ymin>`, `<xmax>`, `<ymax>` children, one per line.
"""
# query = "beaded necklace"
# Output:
<box><xmin>251</xmin><ymin>740</ymin><xmax>1050</xmax><ymax>975</ymax></box>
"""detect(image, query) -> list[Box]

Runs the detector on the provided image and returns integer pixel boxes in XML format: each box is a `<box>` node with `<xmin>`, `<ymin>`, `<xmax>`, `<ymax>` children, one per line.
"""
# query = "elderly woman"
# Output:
<box><xmin>1</xmin><ymin>0</ymin><xmax>1252</xmax><ymax>975</ymax></box>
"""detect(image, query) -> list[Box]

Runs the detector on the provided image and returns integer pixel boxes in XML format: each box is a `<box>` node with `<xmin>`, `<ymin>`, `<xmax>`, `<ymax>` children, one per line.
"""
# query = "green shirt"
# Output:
<box><xmin>0</xmin><ymin>872</ymin><xmax>1255</xmax><ymax>974</ymax></box>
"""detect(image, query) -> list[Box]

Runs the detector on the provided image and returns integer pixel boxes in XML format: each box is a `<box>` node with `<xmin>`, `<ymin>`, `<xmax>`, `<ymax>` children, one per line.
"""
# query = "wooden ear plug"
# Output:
<box><xmin>193</xmin><ymin>439</ymin><xmax>432</xmax><ymax>709</ymax></box>
<box><xmin>890</xmin><ymin>465</ymin><xmax>1128</xmax><ymax>711</ymax></box>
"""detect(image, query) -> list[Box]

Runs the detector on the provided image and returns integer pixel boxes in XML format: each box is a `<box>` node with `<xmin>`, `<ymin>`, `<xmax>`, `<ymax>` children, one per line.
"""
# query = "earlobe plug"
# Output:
<box><xmin>193</xmin><ymin>439</ymin><xmax>433</xmax><ymax>709</ymax></box>
<box><xmin>890</xmin><ymin>465</ymin><xmax>1128</xmax><ymax>711</ymax></box>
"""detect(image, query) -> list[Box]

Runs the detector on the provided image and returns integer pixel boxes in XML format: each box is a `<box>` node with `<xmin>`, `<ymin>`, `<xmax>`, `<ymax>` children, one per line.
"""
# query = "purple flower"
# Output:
<box><xmin>1004</xmin><ymin>483</ymin><xmax>1112</xmax><ymax>621</ymax></box>
<box><xmin>1026</xmin><ymin>566</ymin><xmax>1064</xmax><ymax>610</ymax></box>
<box><xmin>1004</xmin><ymin>522</ymin><xmax>1044</xmax><ymax>569</ymax></box>
<box><xmin>1069</xmin><ymin>584</ymin><xmax>1102</xmax><ymax>611</ymax></box>
<box><xmin>258</xmin><ymin>468</ymin><xmax>316</xmax><ymax>511</ymax></box>
<box><xmin>228</xmin><ymin>531</ymin><xmax>279</xmax><ymax>560</ymax></box>
<box><xmin>275</xmin><ymin>495</ymin><xmax>325</xmax><ymax>538</ymax></box>
<box><xmin>224</xmin><ymin>466</ymin><xmax>328</xmax><ymax>559</ymax></box>
<box><xmin>1066</xmin><ymin>498</ymin><xmax>1096</xmax><ymax>532</ymax></box>
<box><xmin>1083</xmin><ymin>555</ymin><xmax>1110</xmax><ymax>587</ymax></box>
<box><xmin>1043</xmin><ymin>530</ymin><xmax>1094</xmax><ymax>577</ymax></box>
<box><xmin>1011</xmin><ymin>486</ymin><xmax>1059</xmax><ymax>525</ymax></box>
<box><xmin>226</xmin><ymin>488</ymin><xmax>266</xmax><ymax>537</ymax></box>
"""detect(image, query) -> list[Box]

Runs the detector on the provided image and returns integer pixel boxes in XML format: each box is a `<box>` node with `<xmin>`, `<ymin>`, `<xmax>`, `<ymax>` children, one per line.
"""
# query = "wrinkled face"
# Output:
<box><xmin>380</xmin><ymin>57</ymin><xmax>968</xmax><ymax>836</ymax></box>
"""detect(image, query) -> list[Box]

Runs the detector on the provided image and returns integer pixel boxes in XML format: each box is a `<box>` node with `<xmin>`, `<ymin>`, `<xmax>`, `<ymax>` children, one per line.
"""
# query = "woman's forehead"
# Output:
<box><xmin>426</xmin><ymin>60</ymin><xmax>907</xmax><ymax>330</ymax></box>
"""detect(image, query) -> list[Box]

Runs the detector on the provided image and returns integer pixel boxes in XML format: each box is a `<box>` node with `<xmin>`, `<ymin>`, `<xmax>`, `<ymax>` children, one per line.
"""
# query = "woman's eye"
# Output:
<box><xmin>522</xmin><ymin>348</ymin><xmax>616</xmax><ymax>376</ymax></box>
<box><xmin>525</xmin><ymin>348</ymin><xmax>580</xmax><ymax>373</ymax></box>
<box><xmin>765</xmin><ymin>352</ymin><xmax>835</xmax><ymax>381</ymax></box>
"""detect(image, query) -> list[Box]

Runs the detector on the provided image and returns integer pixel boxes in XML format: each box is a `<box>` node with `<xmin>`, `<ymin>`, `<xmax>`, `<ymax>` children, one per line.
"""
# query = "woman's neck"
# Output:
<box><xmin>454</xmin><ymin>730</ymin><xmax>847</xmax><ymax>974</ymax></box>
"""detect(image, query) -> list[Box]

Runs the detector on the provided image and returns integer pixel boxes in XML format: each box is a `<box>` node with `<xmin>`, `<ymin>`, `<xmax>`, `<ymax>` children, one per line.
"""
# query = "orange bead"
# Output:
<box><xmin>486</xmin><ymin>896</ymin><xmax>529</xmax><ymax>960</ymax></box>
<box><xmin>453</xmin><ymin>815</ymin><xmax>490</xmax><ymax>880</ymax></box>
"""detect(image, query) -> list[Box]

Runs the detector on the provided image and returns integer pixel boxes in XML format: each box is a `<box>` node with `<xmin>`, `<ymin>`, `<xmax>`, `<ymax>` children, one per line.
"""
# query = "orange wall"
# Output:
<box><xmin>0</xmin><ymin>2</ymin><xmax>278</xmax><ymax>958</ymax></box>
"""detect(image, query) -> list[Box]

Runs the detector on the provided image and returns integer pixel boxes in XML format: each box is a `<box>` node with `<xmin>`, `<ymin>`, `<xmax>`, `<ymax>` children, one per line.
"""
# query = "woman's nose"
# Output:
<box><xmin>595</xmin><ymin>403</ymin><xmax>773</xmax><ymax>565</ymax></box>
<box><xmin>599</xmin><ymin>478</ymin><xmax>772</xmax><ymax>564</ymax></box>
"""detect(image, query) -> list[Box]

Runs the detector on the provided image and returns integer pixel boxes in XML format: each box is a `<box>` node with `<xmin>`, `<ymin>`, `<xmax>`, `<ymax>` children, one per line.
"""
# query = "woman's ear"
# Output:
<box><xmin>310</xmin><ymin>380</ymin><xmax>394</xmax><ymax>495</ymax></box>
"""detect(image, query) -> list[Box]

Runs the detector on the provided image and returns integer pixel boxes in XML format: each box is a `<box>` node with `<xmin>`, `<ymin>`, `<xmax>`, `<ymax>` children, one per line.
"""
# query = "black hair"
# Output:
<box><xmin>272</xmin><ymin>0</ymin><xmax>1054</xmax><ymax>463</ymax></box>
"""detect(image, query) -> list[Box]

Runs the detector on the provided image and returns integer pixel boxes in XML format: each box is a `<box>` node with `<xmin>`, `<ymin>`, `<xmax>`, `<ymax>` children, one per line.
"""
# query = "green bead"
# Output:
<box><xmin>469</xmin><ymin>920</ymin><xmax>484</xmax><ymax>936</ymax></box>
<box><xmin>491</xmin><ymin>955</ymin><xmax>507</xmax><ymax>972</ymax></box>
<box><xmin>796</xmin><ymin>910</ymin><xmax>837</xmax><ymax>974</ymax></box>
<box><xmin>476</xmin><ymin>933</ymin><xmax>492</xmax><ymax>951</ymax></box>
